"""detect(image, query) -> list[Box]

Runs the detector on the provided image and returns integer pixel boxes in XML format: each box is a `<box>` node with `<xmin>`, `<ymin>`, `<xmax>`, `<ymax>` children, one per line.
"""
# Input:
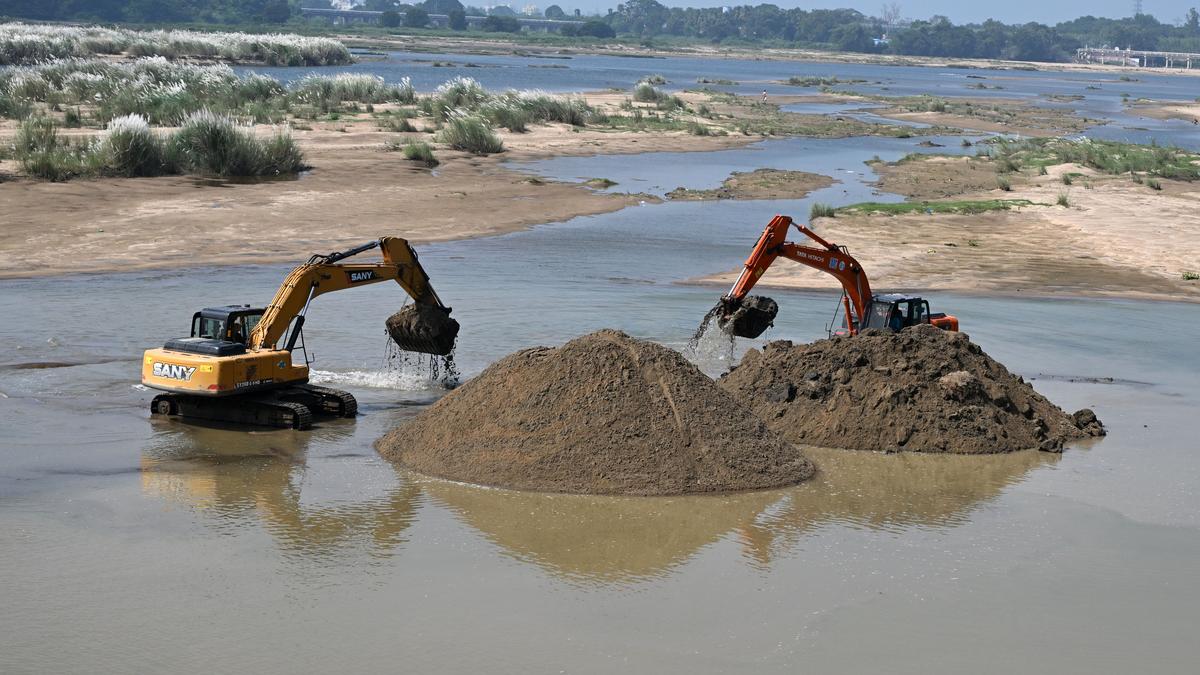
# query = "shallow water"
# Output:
<box><xmin>241</xmin><ymin>49</ymin><xmax>1200</xmax><ymax>149</ymax></box>
<box><xmin>5</xmin><ymin>56</ymin><xmax>1200</xmax><ymax>673</ymax></box>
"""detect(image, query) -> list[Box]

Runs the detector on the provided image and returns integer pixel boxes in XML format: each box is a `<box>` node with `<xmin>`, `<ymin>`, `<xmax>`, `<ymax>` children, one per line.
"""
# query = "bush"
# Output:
<box><xmin>1056</xmin><ymin>192</ymin><xmax>1070</xmax><ymax>207</ymax></box>
<box><xmin>381</xmin><ymin>10</ymin><xmax>402</xmax><ymax>27</ymax></box>
<box><xmin>997</xmin><ymin>176</ymin><xmax>1012</xmax><ymax>191</ymax></box>
<box><xmin>810</xmin><ymin>203</ymin><xmax>837</xmax><ymax>219</ymax></box>
<box><xmin>633</xmin><ymin>82</ymin><xmax>666</xmax><ymax>103</ymax></box>
<box><xmin>97</xmin><ymin>114</ymin><xmax>167</xmax><ymax>177</ymax></box>
<box><xmin>401</xmin><ymin>141</ymin><xmax>439</xmax><ymax>167</ymax></box>
<box><xmin>1147</xmin><ymin>177</ymin><xmax>1162</xmax><ymax>190</ymax></box>
<box><xmin>14</xmin><ymin>117</ymin><xmax>84</xmax><ymax>181</ymax></box>
<box><xmin>1061</xmin><ymin>173</ymin><xmax>1073</xmax><ymax>185</ymax></box>
<box><xmin>437</xmin><ymin>115</ymin><xmax>504</xmax><ymax>154</ymax></box>
<box><xmin>687</xmin><ymin>121</ymin><xmax>710</xmax><ymax>136</ymax></box>
<box><xmin>482</xmin><ymin>101</ymin><xmax>529</xmax><ymax>132</ymax></box>
<box><xmin>168</xmin><ymin>110</ymin><xmax>305</xmax><ymax>177</ymax></box>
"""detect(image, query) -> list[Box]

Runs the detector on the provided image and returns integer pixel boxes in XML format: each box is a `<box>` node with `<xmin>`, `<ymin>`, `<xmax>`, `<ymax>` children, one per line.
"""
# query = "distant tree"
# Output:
<box><xmin>489</xmin><ymin>5</ymin><xmax>517</xmax><ymax>16</ymax></box>
<box><xmin>879</xmin><ymin>2</ymin><xmax>902</xmax><ymax>28</ymax></box>
<box><xmin>1186</xmin><ymin>8</ymin><xmax>1199</xmax><ymax>34</ymax></box>
<box><xmin>482</xmin><ymin>14</ymin><xmax>520</xmax><ymax>31</ymax></box>
<box><xmin>381</xmin><ymin>9</ymin><xmax>402</xmax><ymax>26</ymax></box>
<box><xmin>261</xmin><ymin>0</ymin><xmax>291</xmax><ymax>22</ymax></box>
<box><xmin>404</xmin><ymin>6</ymin><xmax>429</xmax><ymax>26</ymax></box>
<box><xmin>571</xmin><ymin>20</ymin><xmax>615</xmax><ymax>38</ymax></box>
<box><xmin>422</xmin><ymin>0</ymin><xmax>464</xmax><ymax>14</ymax></box>
<box><xmin>544</xmin><ymin>4</ymin><xmax>566</xmax><ymax>20</ymax></box>
<box><xmin>829</xmin><ymin>23</ymin><xmax>874</xmax><ymax>53</ymax></box>
<box><xmin>448</xmin><ymin>8</ymin><xmax>468</xmax><ymax>29</ymax></box>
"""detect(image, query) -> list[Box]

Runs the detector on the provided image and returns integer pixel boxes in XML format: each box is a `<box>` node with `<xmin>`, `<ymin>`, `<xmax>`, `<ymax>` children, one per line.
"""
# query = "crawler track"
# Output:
<box><xmin>151</xmin><ymin>383</ymin><xmax>357</xmax><ymax>430</ymax></box>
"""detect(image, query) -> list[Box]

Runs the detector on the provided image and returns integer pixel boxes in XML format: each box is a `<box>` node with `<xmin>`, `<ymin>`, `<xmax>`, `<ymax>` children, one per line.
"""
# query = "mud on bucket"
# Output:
<box><xmin>719</xmin><ymin>295</ymin><xmax>778</xmax><ymax>339</ymax></box>
<box><xmin>386</xmin><ymin>304</ymin><xmax>460</xmax><ymax>356</ymax></box>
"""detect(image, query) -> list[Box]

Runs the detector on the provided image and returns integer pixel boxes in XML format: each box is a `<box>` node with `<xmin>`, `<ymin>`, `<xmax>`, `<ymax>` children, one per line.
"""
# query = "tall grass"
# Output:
<box><xmin>810</xmin><ymin>203</ymin><xmax>837</xmax><ymax>219</ymax></box>
<box><xmin>0</xmin><ymin>23</ymin><xmax>352</xmax><ymax>66</ymax></box>
<box><xmin>169</xmin><ymin>110</ymin><xmax>305</xmax><ymax>177</ymax></box>
<box><xmin>437</xmin><ymin>114</ymin><xmax>504</xmax><ymax>154</ymax></box>
<box><xmin>12</xmin><ymin>113</ymin><xmax>306</xmax><ymax>181</ymax></box>
<box><xmin>401</xmin><ymin>141</ymin><xmax>439</xmax><ymax>167</ymax></box>
<box><xmin>96</xmin><ymin>114</ymin><xmax>167</xmax><ymax>177</ymax></box>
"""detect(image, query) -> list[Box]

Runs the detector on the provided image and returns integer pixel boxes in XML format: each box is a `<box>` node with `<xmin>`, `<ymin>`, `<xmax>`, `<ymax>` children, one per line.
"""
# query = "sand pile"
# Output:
<box><xmin>719</xmin><ymin>324</ymin><xmax>1105</xmax><ymax>454</ymax></box>
<box><xmin>377</xmin><ymin>329</ymin><xmax>814</xmax><ymax>495</ymax></box>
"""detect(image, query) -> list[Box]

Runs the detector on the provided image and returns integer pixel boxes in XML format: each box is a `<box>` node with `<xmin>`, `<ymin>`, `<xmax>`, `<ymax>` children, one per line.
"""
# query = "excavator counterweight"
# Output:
<box><xmin>141</xmin><ymin>237</ymin><xmax>458</xmax><ymax>429</ymax></box>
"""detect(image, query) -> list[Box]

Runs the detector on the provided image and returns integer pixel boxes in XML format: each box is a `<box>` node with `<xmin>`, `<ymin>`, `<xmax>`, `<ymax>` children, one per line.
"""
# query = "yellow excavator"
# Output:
<box><xmin>141</xmin><ymin>237</ymin><xmax>459</xmax><ymax>430</ymax></box>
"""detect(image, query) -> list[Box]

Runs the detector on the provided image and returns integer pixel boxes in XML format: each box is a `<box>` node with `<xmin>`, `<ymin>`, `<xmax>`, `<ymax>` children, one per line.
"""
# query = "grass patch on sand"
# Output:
<box><xmin>837</xmin><ymin>199</ymin><xmax>1039</xmax><ymax>216</ymax></box>
<box><xmin>437</xmin><ymin>114</ymin><xmax>504</xmax><ymax>154</ymax></box>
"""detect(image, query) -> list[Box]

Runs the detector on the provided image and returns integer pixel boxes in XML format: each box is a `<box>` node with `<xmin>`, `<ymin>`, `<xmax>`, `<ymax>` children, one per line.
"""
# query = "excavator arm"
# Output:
<box><xmin>249</xmin><ymin>237</ymin><xmax>450</xmax><ymax>351</ymax></box>
<box><xmin>722</xmin><ymin>215</ymin><xmax>873</xmax><ymax>335</ymax></box>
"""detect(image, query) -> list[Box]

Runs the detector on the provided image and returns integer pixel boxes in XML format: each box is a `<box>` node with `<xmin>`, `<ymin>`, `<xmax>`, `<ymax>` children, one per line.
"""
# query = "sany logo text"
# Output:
<box><xmin>153</xmin><ymin>362</ymin><xmax>197</xmax><ymax>381</ymax></box>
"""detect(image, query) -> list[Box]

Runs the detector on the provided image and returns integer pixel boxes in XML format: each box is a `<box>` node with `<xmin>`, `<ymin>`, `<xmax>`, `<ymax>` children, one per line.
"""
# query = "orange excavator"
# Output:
<box><xmin>716</xmin><ymin>214</ymin><xmax>959</xmax><ymax>338</ymax></box>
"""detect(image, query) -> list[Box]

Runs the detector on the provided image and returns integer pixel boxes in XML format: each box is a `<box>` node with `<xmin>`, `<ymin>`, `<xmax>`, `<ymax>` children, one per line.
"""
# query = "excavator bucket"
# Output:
<box><xmin>386</xmin><ymin>304</ymin><xmax>460</xmax><ymax>356</ymax></box>
<box><xmin>718</xmin><ymin>295</ymin><xmax>778</xmax><ymax>339</ymax></box>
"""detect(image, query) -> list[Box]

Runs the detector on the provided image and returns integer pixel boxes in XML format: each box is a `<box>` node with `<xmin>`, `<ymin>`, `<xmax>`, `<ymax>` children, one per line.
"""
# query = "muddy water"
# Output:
<box><xmin>4</xmin><ymin>138</ymin><xmax>1200</xmax><ymax>673</ymax></box>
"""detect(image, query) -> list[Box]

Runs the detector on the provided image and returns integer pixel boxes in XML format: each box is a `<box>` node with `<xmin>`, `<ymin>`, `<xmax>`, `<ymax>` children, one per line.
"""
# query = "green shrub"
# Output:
<box><xmin>1056</xmin><ymin>192</ymin><xmax>1070</xmax><ymax>207</ymax></box>
<box><xmin>1147</xmin><ymin>177</ymin><xmax>1162</xmax><ymax>190</ymax></box>
<box><xmin>97</xmin><ymin>114</ymin><xmax>167</xmax><ymax>177</ymax></box>
<box><xmin>437</xmin><ymin>115</ymin><xmax>503</xmax><ymax>154</ymax></box>
<box><xmin>168</xmin><ymin>110</ymin><xmax>305</xmax><ymax>177</ymax></box>
<box><xmin>633</xmin><ymin>82</ymin><xmax>666</xmax><ymax>103</ymax></box>
<box><xmin>997</xmin><ymin>176</ymin><xmax>1012</xmax><ymax>191</ymax></box>
<box><xmin>810</xmin><ymin>203</ymin><xmax>837</xmax><ymax>219</ymax></box>
<box><xmin>1183</xmin><ymin>271</ymin><xmax>1199</xmax><ymax>280</ymax></box>
<box><xmin>401</xmin><ymin>141</ymin><xmax>438</xmax><ymax>167</ymax></box>
<box><xmin>481</xmin><ymin>101</ymin><xmax>529</xmax><ymax>132</ymax></box>
<box><xmin>1061</xmin><ymin>173</ymin><xmax>1073</xmax><ymax>185</ymax></box>
<box><xmin>641</xmin><ymin>74</ymin><xmax>668</xmax><ymax>85</ymax></box>
<box><xmin>687</xmin><ymin>121</ymin><xmax>710</xmax><ymax>136</ymax></box>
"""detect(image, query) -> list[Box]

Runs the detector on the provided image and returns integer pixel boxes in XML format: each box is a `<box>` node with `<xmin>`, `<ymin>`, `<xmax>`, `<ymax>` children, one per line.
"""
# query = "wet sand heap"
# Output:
<box><xmin>378</xmin><ymin>330</ymin><xmax>814</xmax><ymax>495</ymax></box>
<box><xmin>720</xmin><ymin>324</ymin><xmax>1105</xmax><ymax>454</ymax></box>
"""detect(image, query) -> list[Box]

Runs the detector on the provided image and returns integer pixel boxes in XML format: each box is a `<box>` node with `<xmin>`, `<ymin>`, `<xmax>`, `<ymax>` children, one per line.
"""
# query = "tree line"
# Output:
<box><xmin>5</xmin><ymin>0</ymin><xmax>1200</xmax><ymax>63</ymax></box>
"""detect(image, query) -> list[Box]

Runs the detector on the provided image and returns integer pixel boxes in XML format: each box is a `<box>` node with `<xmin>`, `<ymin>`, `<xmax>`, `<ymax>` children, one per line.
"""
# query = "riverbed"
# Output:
<box><xmin>4</xmin><ymin>51</ymin><xmax>1200</xmax><ymax>674</ymax></box>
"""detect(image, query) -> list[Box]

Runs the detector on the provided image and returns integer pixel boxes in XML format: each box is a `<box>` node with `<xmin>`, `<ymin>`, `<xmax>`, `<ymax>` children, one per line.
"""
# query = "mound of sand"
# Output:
<box><xmin>719</xmin><ymin>324</ymin><xmax>1104</xmax><ymax>454</ymax></box>
<box><xmin>377</xmin><ymin>330</ymin><xmax>814</xmax><ymax>495</ymax></box>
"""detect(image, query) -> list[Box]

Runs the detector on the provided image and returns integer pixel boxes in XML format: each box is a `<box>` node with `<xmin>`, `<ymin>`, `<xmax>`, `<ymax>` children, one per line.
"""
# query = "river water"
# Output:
<box><xmin>3</xmin><ymin>52</ymin><xmax>1200</xmax><ymax>673</ymax></box>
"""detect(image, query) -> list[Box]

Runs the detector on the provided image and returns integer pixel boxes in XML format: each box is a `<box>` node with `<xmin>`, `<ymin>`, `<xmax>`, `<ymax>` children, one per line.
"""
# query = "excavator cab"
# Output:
<box><xmin>861</xmin><ymin>294</ymin><xmax>958</xmax><ymax>332</ymax></box>
<box><xmin>191</xmin><ymin>306</ymin><xmax>265</xmax><ymax>345</ymax></box>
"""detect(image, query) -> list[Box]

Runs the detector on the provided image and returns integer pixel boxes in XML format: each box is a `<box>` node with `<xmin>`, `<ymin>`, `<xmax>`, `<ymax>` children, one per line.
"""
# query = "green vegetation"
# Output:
<box><xmin>1183</xmin><ymin>271</ymin><xmax>1200</xmax><ymax>281</ymax></box>
<box><xmin>785</xmin><ymin>76</ymin><xmax>865</xmax><ymax>87</ymax></box>
<box><xmin>838</xmin><ymin>199</ymin><xmax>1038</xmax><ymax>216</ymax></box>
<box><xmin>437</xmin><ymin>115</ymin><xmax>504</xmax><ymax>154</ymax></box>
<box><xmin>997</xmin><ymin>176</ymin><xmax>1012</xmax><ymax>191</ymax></box>
<box><xmin>1056</xmin><ymin>192</ymin><xmax>1070</xmax><ymax>207</ymax></box>
<box><xmin>0</xmin><ymin>23</ymin><xmax>350</xmax><ymax>66</ymax></box>
<box><xmin>1147</xmin><ymin>177</ymin><xmax>1163</xmax><ymax>190</ymax></box>
<box><xmin>992</xmin><ymin>138</ymin><xmax>1200</xmax><ymax>180</ymax></box>
<box><xmin>12</xmin><ymin>112</ymin><xmax>305</xmax><ymax>181</ymax></box>
<box><xmin>400</xmin><ymin>141</ymin><xmax>439</xmax><ymax>167</ymax></box>
<box><xmin>810</xmin><ymin>203</ymin><xmax>837</xmax><ymax>219</ymax></box>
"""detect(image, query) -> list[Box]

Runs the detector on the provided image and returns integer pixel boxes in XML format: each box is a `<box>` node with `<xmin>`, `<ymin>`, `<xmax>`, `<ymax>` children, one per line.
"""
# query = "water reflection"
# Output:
<box><xmin>140</xmin><ymin>422</ymin><xmax>420</xmax><ymax>558</ymax></box>
<box><xmin>138</xmin><ymin>420</ymin><xmax>1057</xmax><ymax>584</ymax></box>
<box><xmin>422</xmin><ymin>446</ymin><xmax>1058</xmax><ymax>584</ymax></box>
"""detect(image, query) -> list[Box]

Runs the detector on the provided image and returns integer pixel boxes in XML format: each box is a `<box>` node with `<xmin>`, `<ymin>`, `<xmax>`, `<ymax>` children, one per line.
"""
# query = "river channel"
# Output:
<box><xmin>3</xmin><ymin>51</ymin><xmax>1200</xmax><ymax>673</ymax></box>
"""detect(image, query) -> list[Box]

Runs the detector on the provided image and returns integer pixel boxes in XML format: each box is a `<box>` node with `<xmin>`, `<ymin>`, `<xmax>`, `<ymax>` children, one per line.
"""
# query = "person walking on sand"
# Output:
<box><xmin>761</xmin><ymin>90</ymin><xmax>768</xmax><ymax>103</ymax></box>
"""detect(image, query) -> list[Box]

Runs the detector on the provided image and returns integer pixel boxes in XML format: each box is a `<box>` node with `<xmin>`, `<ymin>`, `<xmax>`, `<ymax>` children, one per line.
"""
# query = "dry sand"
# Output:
<box><xmin>0</xmin><ymin>113</ymin><xmax>756</xmax><ymax>279</ymax></box>
<box><xmin>700</xmin><ymin>158</ymin><xmax>1200</xmax><ymax>302</ymax></box>
<box><xmin>666</xmin><ymin>168</ymin><xmax>834</xmax><ymax>201</ymax></box>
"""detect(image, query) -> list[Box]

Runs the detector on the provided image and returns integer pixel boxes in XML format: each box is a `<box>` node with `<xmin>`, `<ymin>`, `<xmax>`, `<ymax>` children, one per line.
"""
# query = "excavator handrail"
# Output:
<box><xmin>723</xmin><ymin>215</ymin><xmax>873</xmax><ymax>334</ymax></box>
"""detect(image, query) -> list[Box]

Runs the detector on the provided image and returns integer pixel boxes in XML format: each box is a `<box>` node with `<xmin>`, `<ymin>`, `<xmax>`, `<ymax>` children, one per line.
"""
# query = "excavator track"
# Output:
<box><xmin>151</xmin><ymin>392</ymin><xmax>329</xmax><ymax>430</ymax></box>
<box><xmin>282</xmin><ymin>383</ymin><xmax>358</xmax><ymax>418</ymax></box>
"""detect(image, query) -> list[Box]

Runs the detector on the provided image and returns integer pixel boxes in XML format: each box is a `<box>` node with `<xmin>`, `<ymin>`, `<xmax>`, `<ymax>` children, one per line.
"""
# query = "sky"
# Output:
<box><xmin>547</xmin><ymin>1</ymin><xmax>1196</xmax><ymax>25</ymax></box>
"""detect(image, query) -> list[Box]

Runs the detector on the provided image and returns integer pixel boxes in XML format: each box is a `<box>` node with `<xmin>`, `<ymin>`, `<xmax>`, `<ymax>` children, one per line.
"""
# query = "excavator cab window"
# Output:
<box><xmin>192</xmin><ymin>316</ymin><xmax>226</xmax><ymax>340</ymax></box>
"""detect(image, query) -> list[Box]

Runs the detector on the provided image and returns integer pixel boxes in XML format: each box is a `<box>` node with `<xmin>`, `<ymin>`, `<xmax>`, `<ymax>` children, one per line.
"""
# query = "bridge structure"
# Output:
<box><xmin>1075</xmin><ymin>47</ymin><xmax>1200</xmax><ymax>69</ymax></box>
<box><xmin>299</xmin><ymin>7</ymin><xmax>584</xmax><ymax>33</ymax></box>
